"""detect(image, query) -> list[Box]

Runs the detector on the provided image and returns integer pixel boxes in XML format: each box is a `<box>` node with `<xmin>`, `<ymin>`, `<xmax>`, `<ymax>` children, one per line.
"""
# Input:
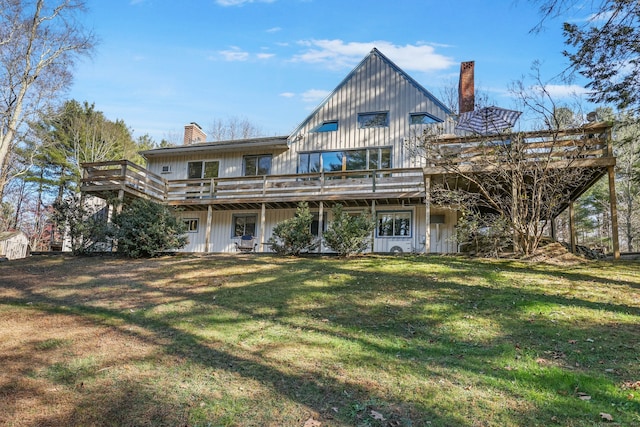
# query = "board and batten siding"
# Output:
<box><xmin>280</xmin><ymin>51</ymin><xmax>452</xmax><ymax>173</ymax></box>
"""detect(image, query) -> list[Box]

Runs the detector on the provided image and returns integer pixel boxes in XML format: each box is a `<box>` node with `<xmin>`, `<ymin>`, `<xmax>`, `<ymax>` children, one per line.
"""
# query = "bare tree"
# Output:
<box><xmin>0</xmin><ymin>0</ymin><xmax>95</xmax><ymax>199</ymax></box>
<box><xmin>410</xmin><ymin>75</ymin><xmax>609</xmax><ymax>256</ymax></box>
<box><xmin>207</xmin><ymin>116</ymin><xmax>263</xmax><ymax>141</ymax></box>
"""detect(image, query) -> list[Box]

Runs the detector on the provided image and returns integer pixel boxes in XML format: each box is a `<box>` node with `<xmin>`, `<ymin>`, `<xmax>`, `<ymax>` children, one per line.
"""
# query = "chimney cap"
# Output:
<box><xmin>188</xmin><ymin>122</ymin><xmax>203</xmax><ymax>130</ymax></box>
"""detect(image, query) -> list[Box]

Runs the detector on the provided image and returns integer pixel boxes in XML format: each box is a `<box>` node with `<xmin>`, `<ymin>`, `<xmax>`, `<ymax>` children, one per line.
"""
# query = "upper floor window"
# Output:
<box><xmin>410</xmin><ymin>113</ymin><xmax>442</xmax><ymax>125</ymax></box>
<box><xmin>313</xmin><ymin>120</ymin><xmax>338</xmax><ymax>132</ymax></box>
<box><xmin>188</xmin><ymin>160</ymin><xmax>219</xmax><ymax>179</ymax></box>
<box><xmin>298</xmin><ymin>147</ymin><xmax>391</xmax><ymax>173</ymax></box>
<box><xmin>244</xmin><ymin>155</ymin><xmax>272</xmax><ymax>176</ymax></box>
<box><xmin>358</xmin><ymin>112</ymin><xmax>389</xmax><ymax>128</ymax></box>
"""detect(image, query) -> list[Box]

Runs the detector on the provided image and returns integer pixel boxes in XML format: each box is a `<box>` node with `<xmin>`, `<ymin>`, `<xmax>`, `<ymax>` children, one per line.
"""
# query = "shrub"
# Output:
<box><xmin>268</xmin><ymin>202</ymin><xmax>319</xmax><ymax>256</ymax></box>
<box><xmin>456</xmin><ymin>211</ymin><xmax>512</xmax><ymax>257</ymax></box>
<box><xmin>52</xmin><ymin>196</ymin><xmax>110</xmax><ymax>255</ymax></box>
<box><xmin>111</xmin><ymin>199</ymin><xmax>187</xmax><ymax>258</ymax></box>
<box><xmin>323</xmin><ymin>204</ymin><xmax>375</xmax><ymax>257</ymax></box>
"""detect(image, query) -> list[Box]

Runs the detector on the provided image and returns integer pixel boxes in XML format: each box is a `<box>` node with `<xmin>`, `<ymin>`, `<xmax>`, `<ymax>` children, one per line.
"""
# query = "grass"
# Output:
<box><xmin>0</xmin><ymin>253</ymin><xmax>639</xmax><ymax>426</ymax></box>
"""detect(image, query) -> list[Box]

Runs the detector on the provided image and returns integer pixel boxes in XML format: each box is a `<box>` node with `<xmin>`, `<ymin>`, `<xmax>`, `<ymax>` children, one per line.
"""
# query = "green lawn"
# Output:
<box><xmin>1</xmin><ymin>254</ymin><xmax>639</xmax><ymax>426</ymax></box>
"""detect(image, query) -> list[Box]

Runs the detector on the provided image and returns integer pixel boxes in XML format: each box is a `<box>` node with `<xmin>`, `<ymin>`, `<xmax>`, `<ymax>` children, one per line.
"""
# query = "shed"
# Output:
<box><xmin>0</xmin><ymin>230</ymin><xmax>30</xmax><ymax>260</ymax></box>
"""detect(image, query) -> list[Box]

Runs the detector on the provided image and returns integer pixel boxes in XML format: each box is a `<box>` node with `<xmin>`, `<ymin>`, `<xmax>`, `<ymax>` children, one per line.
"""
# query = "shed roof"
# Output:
<box><xmin>141</xmin><ymin>135</ymin><xmax>290</xmax><ymax>159</ymax></box>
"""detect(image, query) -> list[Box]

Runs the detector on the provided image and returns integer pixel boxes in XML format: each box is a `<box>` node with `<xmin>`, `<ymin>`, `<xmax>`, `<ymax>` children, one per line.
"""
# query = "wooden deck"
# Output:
<box><xmin>81</xmin><ymin>162</ymin><xmax>427</xmax><ymax>210</ymax></box>
<box><xmin>81</xmin><ymin>123</ymin><xmax>615</xmax><ymax>211</ymax></box>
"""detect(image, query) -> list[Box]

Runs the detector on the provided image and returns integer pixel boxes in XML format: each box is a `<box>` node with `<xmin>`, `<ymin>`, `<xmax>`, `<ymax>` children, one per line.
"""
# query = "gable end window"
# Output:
<box><xmin>358</xmin><ymin>112</ymin><xmax>389</xmax><ymax>128</ymax></box>
<box><xmin>313</xmin><ymin>120</ymin><xmax>338</xmax><ymax>132</ymax></box>
<box><xmin>410</xmin><ymin>113</ymin><xmax>443</xmax><ymax>125</ymax></box>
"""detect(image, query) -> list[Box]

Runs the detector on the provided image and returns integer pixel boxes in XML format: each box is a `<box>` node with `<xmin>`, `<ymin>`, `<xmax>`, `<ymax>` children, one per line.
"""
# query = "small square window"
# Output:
<box><xmin>314</xmin><ymin>121</ymin><xmax>338</xmax><ymax>132</ymax></box>
<box><xmin>358</xmin><ymin>112</ymin><xmax>389</xmax><ymax>128</ymax></box>
<box><xmin>410</xmin><ymin>113</ymin><xmax>442</xmax><ymax>125</ymax></box>
<box><xmin>184</xmin><ymin>219</ymin><xmax>199</xmax><ymax>232</ymax></box>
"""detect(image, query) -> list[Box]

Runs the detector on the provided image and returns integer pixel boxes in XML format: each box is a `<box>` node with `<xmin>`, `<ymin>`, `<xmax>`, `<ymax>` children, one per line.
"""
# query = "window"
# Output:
<box><xmin>187</xmin><ymin>161</ymin><xmax>219</xmax><ymax>179</ymax></box>
<box><xmin>233</xmin><ymin>214</ymin><xmax>257</xmax><ymax>237</ymax></box>
<box><xmin>184</xmin><ymin>219</ymin><xmax>199</xmax><ymax>232</ymax></box>
<box><xmin>410</xmin><ymin>113</ymin><xmax>443</xmax><ymax>125</ymax></box>
<box><xmin>368</xmin><ymin>147</ymin><xmax>391</xmax><ymax>170</ymax></box>
<box><xmin>298</xmin><ymin>152</ymin><xmax>321</xmax><ymax>174</ymax></box>
<box><xmin>314</xmin><ymin>120</ymin><xmax>338</xmax><ymax>132</ymax></box>
<box><xmin>161</xmin><ymin>165</ymin><xmax>171</xmax><ymax>174</ymax></box>
<box><xmin>299</xmin><ymin>147</ymin><xmax>391</xmax><ymax>174</ymax></box>
<box><xmin>358</xmin><ymin>112</ymin><xmax>389</xmax><ymax>128</ymax></box>
<box><xmin>244</xmin><ymin>155</ymin><xmax>272</xmax><ymax>176</ymax></box>
<box><xmin>377</xmin><ymin>212</ymin><xmax>412</xmax><ymax>237</ymax></box>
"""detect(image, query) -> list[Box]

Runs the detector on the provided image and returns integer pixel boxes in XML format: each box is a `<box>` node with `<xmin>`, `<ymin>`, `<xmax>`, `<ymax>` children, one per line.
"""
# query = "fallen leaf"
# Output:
<box><xmin>370</xmin><ymin>410</ymin><xmax>386</xmax><ymax>421</ymax></box>
<box><xmin>303</xmin><ymin>417</ymin><xmax>321</xmax><ymax>427</ymax></box>
<box><xmin>577</xmin><ymin>392</ymin><xmax>591</xmax><ymax>401</ymax></box>
<box><xmin>600</xmin><ymin>412</ymin><xmax>614</xmax><ymax>421</ymax></box>
<box><xmin>568</xmin><ymin>339</ymin><xmax>577</xmax><ymax>344</ymax></box>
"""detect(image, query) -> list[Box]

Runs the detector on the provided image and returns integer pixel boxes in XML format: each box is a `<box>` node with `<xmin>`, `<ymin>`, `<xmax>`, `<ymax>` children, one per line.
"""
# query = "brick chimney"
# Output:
<box><xmin>458</xmin><ymin>61</ymin><xmax>475</xmax><ymax>114</ymax></box>
<box><xmin>183</xmin><ymin>122</ymin><xmax>207</xmax><ymax>145</ymax></box>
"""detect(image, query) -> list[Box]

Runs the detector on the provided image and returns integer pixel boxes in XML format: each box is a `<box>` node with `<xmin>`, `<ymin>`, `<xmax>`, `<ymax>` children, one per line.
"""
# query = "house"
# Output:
<box><xmin>0</xmin><ymin>230</ymin><xmax>30</xmax><ymax>260</ymax></box>
<box><xmin>80</xmin><ymin>48</ymin><xmax>619</xmax><ymax>256</ymax></box>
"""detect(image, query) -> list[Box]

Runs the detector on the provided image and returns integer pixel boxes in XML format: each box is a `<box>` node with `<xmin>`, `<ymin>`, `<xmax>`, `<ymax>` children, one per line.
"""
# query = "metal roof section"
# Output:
<box><xmin>288</xmin><ymin>47</ymin><xmax>454</xmax><ymax>139</ymax></box>
<box><xmin>140</xmin><ymin>135</ymin><xmax>290</xmax><ymax>158</ymax></box>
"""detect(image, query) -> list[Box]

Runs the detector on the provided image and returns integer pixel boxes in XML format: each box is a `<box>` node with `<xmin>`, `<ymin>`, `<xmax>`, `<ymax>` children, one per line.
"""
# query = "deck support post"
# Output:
<box><xmin>371</xmin><ymin>200</ymin><xmax>376</xmax><ymax>253</ymax></box>
<box><xmin>569</xmin><ymin>201</ymin><xmax>577</xmax><ymax>254</ymax></box>
<box><xmin>318</xmin><ymin>201</ymin><xmax>324</xmax><ymax>253</ymax></box>
<box><xmin>260</xmin><ymin>202</ymin><xmax>266</xmax><ymax>252</ymax></box>
<box><xmin>205</xmin><ymin>205</ymin><xmax>213</xmax><ymax>253</ymax></box>
<box><xmin>608</xmin><ymin>166</ymin><xmax>620</xmax><ymax>259</ymax></box>
<box><xmin>424</xmin><ymin>175</ymin><xmax>431</xmax><ymax>254</ymax></box>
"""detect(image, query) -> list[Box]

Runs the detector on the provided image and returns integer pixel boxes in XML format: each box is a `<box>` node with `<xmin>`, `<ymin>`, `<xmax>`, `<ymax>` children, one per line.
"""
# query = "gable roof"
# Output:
<box><xmin>289</xmin><ymin>48</ymin><xmax>453</xmax><ymax>137</ymax></box>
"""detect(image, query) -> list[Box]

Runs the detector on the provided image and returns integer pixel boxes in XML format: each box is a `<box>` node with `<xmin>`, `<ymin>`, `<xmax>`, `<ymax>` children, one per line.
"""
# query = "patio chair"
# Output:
<box><xmin>235</xmin><ymin>235</ymin><xmax>257</xmax><ymax>253</ymax></box>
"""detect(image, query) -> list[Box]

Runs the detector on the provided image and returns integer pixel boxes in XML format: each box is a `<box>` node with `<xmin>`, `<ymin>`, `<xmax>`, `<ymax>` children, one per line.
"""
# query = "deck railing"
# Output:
<box><xmin>81</xmin><ymin>162</ymin><xmax>426</xmax><ymax>204</ymax></box>
<box><xmin>422</xmin><ymin>123</ymin><xmax>613</xmax><ymax>173</ymax></box>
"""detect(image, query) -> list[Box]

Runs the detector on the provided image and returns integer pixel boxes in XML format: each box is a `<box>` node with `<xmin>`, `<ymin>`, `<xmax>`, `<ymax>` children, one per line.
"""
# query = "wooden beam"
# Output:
<box><xmin>205</xmin><ymin>205</ymin><xmax>213</xmax><ymax>253</ymax></box>
<box><xmin>318</xmin><ymin>201</ymin><xmax>324</xmax><ymax>254</ymax></box>
<box><xmin>608</xmin><ymin>166</ymin><xmax>620</xmax><ymax>259</ymax></box>
<box><xmin>424</xmin><ymin>175</ymin><xmax>431</xmax><ymax>254</ymax></box>
<box><xmin>569</xmin><ymin>201</ymin><xmax>577</xmax><ymax>254</ymax></box>
<box><xmin>260</xmin><ymin>202</ymin><xmax>266</xmax><ymax>252</ymax></box>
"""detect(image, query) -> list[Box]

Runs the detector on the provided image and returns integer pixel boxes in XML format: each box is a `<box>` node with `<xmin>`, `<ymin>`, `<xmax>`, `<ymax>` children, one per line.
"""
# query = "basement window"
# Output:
<box><xmin>183</xmin><ymin>219</ymin><xmax>199</xmax><ymax>233</ymax></box>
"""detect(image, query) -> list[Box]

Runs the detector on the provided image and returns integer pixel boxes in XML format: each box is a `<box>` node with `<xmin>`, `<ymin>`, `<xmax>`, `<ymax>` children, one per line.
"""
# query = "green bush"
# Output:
<box><xmin>52</xmin><ymin>196</ymin><xmax>110</xmax><ymax>255</ymax></box>
<box><xmin>111</xmin><ymin>199</ymin><xmax>187</xmax><ymax>258</ymax></box>
<box><xmin>323</xmin><ymin>204</ymin><xmax>375</xmax><ymax>257</ymax></box>
<box><xmin>268</xmin><ymin>202</ymin><xmax>319</xmax><ymax>256</ymax></box>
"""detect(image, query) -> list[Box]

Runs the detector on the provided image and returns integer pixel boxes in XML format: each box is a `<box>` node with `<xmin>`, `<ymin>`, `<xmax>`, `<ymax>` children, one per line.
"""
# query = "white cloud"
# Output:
<box><xmin>279</xmin><ymin>92</ymin><xmax>295</xmax><ymax>98</ymax></box>
<box><xmin>218</xmin><ymin>47</ymin><xmax>250</xmax><ymax>61</ymax></box>
<box><xmin>266</xmin><ymin>27</ymin><xmax>282</xmax><ymax>33</ymax></box>
<box><xmin>257</xmin><ymin>53</ymin><xmax>275</xmax><ymax>59</ymax></box>
<box><xmin>302</xmin><ymin>89</ymin><xmax>330</xmax><ymax>103</ymax></box>
<box><xmin>216</xmin><ymin>0</ymin><xmax>275</xmax><ymax>6</ymax></box>
<box><xmin>292</xmin><ymin>39</ymin><xmax>455</xmax><ymax>72</ymax></box>
<box><xmin>539</xmin><ymin>84</ymin><xmax>589</xmax><ymax>98</ymax></box>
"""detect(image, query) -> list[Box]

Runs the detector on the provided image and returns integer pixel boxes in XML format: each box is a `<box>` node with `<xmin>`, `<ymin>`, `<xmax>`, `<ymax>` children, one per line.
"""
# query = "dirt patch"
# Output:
<box><xmin>522</xmin><ymin>242</ymin><xmax>587</xmax><ymax>266</ymax></box>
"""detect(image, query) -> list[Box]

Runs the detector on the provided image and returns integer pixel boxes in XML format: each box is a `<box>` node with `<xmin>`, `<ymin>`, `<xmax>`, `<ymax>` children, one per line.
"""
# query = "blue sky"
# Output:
<box><xmin>68</xmin><ymin>0</ymin><xmax>594</xmax><ymax>143</ymax></box>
